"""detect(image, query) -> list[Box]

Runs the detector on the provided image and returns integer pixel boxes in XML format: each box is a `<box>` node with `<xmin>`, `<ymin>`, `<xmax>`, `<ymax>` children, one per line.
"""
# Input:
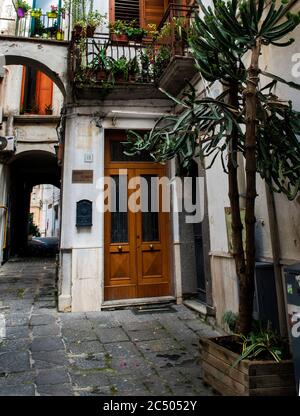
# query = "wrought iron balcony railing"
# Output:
<box><xmin>155</xmin><ymin>2</ymin><xmax>196</xmax><ymax>58</ymax></box>
<box><xmin>70</xmin><ymin>33</ymin><xmax>157</xmax><ymax>86</ymax></box>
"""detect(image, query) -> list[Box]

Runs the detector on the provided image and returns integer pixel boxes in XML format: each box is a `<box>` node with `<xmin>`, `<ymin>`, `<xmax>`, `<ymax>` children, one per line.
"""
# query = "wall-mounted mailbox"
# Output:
<box><xmin>76</xmin><ymin>200</ymin><xmax>92</xmax><ymax>227</ymax></box>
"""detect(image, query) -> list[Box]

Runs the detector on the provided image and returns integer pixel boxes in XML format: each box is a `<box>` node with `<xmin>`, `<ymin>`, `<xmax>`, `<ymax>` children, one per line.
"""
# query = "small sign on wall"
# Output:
<box><xmin>72</xmin><ymin>170</ymin><xmax>93</xmax><ymax>183</ymax></box>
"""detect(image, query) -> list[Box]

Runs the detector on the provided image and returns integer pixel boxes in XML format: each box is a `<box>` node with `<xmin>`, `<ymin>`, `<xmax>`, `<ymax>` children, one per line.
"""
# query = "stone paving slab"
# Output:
<box><xmin>0</xmin><ymin>384</ymin><xmax>35</xmax><ymax>396</ymax></box>
<box><xmin>0</xmin><ymin>259</ymin><xmax>218</xmax><ymax>396</ymax></box>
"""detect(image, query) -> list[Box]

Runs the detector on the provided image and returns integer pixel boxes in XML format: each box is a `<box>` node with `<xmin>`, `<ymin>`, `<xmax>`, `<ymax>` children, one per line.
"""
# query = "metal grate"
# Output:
<box><xmin>133</xmin><ymin>304</ymin><xmax>176</xmax><ymax>314</ymax></box>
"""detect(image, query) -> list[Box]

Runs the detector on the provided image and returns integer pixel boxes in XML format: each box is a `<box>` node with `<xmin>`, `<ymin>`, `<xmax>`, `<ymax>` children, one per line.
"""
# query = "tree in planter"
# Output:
<box><xmin>126</xmin><ymin>0</ymin><xmax>300</xmax><ymax>335</ymax></box>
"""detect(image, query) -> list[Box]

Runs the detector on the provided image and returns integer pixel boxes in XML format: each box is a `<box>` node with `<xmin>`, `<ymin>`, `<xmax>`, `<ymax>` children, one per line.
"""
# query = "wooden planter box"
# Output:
<box><xmin>199</xmin><ymin>336</ymin><xmax>296</xmax><ymax>396</ymax></box>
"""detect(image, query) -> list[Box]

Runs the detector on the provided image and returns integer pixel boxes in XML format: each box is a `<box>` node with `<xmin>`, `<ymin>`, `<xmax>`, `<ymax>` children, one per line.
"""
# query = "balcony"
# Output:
<box><xmin>15</xmin><ymin>11</ymin><xmax>70</xmax><ymax>41</ymax></box>
<box><xmin>69</xmin><ymin>33</ymin><xmax>168</xmax><ymax>101</ymax></box>
<box><xmin>154</xmin><ymin>2</ymin><xmax>198</xmax><ymax>96</ymax></box>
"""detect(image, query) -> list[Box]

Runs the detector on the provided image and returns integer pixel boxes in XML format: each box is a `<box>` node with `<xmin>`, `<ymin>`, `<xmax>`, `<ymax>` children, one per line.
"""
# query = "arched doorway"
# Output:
<box><xmin>7</xmin><ymin>151</ymin><xmax>61</xmax><ymax>257</ymax></box>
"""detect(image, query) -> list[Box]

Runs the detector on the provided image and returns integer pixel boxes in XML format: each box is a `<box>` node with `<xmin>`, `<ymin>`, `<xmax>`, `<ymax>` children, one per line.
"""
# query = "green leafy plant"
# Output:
<box><xmin>158</xmin><ymin>17</ymin><xmax>187</xmax><ymax>41</ymax></box>
<box><xmin>128</xmin><ymin>57</ymin><xmax>140</xmax><ymax>77</ymax></box>
<box><xmin>90</xmin><ymin>42</ymin><xmax>114</xmax><ymax>79</ymax></box>
<box><xmin>125</xmin><ymin>20</ymin><xmax>148</xmax><ymax>41</ymax></box>
<box><xmin>16</xmin><ymin>0</ymin><xmax>31</xmax><ymax>13</ymax></box>
<box><xmin>153</xmin><ymin>45</ymin><xmax>171</xmax><ymax>79</ymax></box>
<box><xmin>30</xmin><ymin>8</ymin><xmax>42</xmax><ymax>17</ymax></box>
<box><xmin>222</xmin><ymin>311</ymin><xmax>238</xmax><ymax>332</ymax></box>
<box><xmin>109</xmin><ymin>20</ymin><xmax>128</xmax><ymax>35</ymax></box>
<box><xmin>126</xmin><ymin>0</ymin><xmax>300</xmax><ymax>336</ymax></box>
<box><xmin>85</xmin><ymin>10</ymin><xmax>107</xmax><ymax>29</ymax></box>
<box><xmin>111</xmin><ymin>56</ymin><xmax>129</xmax><ymax>81</ymax></box>
<box><xmin>233</xmin><ymin>322</ymin><xmax>289</xmax><ymax>366</ymax></box>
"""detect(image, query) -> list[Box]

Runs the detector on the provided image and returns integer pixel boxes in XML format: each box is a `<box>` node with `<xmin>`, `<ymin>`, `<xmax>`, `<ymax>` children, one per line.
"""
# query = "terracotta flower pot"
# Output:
<box><xmin>128</xmin><ymin>34</ymin><xmax>144</xmax><ymax>43</ymax></box>
<box><xmin>128</xmin><ymin>74</ymin><xmax>136</xmax><ymax>83</ymax></box>
<box><xmin>114</xmin><ymin>72</ymin><xmax>126</xmax><ymax>83</ymax></box>
<box><xmin>86</xmin><ymin>25</ymin><xmax>95</xmax><ymax>38</ymax></box>
<box><xmin>96</xmin><ymin>70</ymin><xmax>107</xmax><ymax>82</ymax></box>
<box><xmin>111</xmin><ymin>33</ymin><xmax>128</xmax><ymax>44</ymax></box>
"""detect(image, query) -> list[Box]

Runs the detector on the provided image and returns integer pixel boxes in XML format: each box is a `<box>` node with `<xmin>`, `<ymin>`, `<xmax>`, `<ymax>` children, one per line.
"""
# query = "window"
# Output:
<box><xmin>109</xmin><ymin>0</ymin><xmax>166</xmax><ymax>27</ymax></box>
<box><xmin>20</xmin><ymin>66</ymin><xmax>53</xmax><ymax>115</ymax></box>
<box><xmin>115</xmin><ymin>0</ymin><xmax>140</xmax><ymax>24</ymax></box>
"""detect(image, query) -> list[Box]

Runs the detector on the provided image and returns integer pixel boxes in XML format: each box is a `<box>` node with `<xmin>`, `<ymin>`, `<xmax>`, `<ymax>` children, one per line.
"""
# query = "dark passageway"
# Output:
<box><xmin>7</xmin><ymin>151</ymin><xmax>60</xmax><ymax>258</ymax></box>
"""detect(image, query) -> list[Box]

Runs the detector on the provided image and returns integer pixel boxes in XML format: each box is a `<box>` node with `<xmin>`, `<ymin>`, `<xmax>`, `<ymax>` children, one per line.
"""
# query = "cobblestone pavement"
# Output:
<box><xmin>0</xmin><ymin>259</ymin><xmax>220</xmax><ymax>396</ymax></box>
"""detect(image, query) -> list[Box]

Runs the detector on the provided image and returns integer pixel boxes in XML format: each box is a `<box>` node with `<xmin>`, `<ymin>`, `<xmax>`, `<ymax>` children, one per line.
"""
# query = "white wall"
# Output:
<box><xmin>194</xmin><ymin>0</ymin><xmax>300</xmax><ymax>326</ymax></box>
<box><xmin>58</xmin><ymin>98</ymin><xmax>175</xmax><ymax>312</ymax></box>
<box><xmin>0</xmin><ymin>164</ymin><xmax>9</xmax><ymax>264</ymax></box>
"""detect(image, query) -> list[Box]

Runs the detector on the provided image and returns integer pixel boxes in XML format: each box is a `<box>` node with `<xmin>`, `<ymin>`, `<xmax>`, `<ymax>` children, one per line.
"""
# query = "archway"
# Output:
<box><xmin>7</xmin><ymin>150</ymin><xmax>61</xmax><ymax>257</ymax></box>
<box><xmin>4</xmin><ymin>55</ymin><xmax>66</xmax><ymax>98</ymax></box>
<box><xmin>0</xmin><ymin>36</ymin><xmax>68</xmax><ymax>97</ymax></box>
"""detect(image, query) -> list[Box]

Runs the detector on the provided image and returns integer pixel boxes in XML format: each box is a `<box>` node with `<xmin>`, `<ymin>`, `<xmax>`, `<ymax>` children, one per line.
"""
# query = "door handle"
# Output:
<box><xmin>118</xmin><ymin>246</ymin><xmax>122</xmax><ymax>251</ymax></box>
<box><xmin>149</xmin><ymin>244</ymin><xmax>154</xmax><ymax>250</ymax></box>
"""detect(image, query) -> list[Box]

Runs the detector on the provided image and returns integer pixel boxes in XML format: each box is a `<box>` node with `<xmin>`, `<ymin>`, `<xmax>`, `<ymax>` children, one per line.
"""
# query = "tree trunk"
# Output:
<box><xmin>227</xmin><ymin>84</ymin><xmax>246</xmax><ymax>305</ymax></box>
<box><xmin>237</xmin><ymin>38</ymin><xmax>262</xmax><ymax>335</ymax></box>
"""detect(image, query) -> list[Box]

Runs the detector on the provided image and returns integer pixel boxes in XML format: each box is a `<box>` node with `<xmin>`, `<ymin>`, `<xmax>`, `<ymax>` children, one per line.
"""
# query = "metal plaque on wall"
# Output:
<box><xmin>76</xmin><ymin>200</ymin><xmax>92</xmax><ymax>227</ymax></box>
<box><xmin>72</xmin><ymin>170</ymin><xmax>94</xmax><ymax>183</ymax></box>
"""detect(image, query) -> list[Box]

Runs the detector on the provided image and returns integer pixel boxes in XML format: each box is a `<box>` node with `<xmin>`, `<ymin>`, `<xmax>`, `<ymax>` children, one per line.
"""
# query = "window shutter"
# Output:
<box><xmin>144</xmin><ymin>0</ymin><xmax>165</xmax><ymax>27</ymax></box>
<box><xmin>35</xmin><ymin>71</ymin><xmax>53</xmax><ymax>115</ymax></box>
<box><xmin>115</xmin><ymin>0</ymin><xmax>140</xmax><ymax>24</ymax></box>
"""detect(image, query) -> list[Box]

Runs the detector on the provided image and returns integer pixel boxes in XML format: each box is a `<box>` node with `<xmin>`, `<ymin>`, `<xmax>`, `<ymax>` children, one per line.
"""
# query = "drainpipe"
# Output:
<box><xmin>0</xmin><ymin>205</ymin><xmax>8</xmax><ymax>251</ymax></box>
<box><xmin>265</xmin><ymin>184</ymin><xmax>288</xmax><ymax>337</ymax></box>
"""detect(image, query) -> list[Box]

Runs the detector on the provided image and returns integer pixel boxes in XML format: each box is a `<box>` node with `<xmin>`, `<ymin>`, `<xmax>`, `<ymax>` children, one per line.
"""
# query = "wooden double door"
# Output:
<box><xmin>104</xmin><ymin>132</ymin><xmax>170</xmax><ymax>301</ymax></box>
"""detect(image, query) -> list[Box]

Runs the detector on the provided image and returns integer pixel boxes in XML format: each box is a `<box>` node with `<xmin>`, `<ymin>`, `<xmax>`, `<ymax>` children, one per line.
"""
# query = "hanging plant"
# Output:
<box><xmin>16</xmin><ymin>0</ymin><xmax>31</xmax><ymax>18</ymax></box>
<box><xmin>30</xmin><ymin>8</ymin><xmax>42</xmax><ymax>18</ymax></box>
<box><xmin>47</xmin><ymin>5</ymin><xmax>58</xmax><ymax>19</ymax></box>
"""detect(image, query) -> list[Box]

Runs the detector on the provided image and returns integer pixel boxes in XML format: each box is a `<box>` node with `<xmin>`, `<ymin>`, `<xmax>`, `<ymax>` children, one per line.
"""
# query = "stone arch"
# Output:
<box><xmin>0</xmin><ymin>37</ymin><xmax>68</xmax><ymax>97</ymax></box>
<box><xmin>9</xmin><ymin>150</ymin><xmax>60</xmax><ymax>188</ymax></box>
<box><xmin>5</xmin><ymin>55</ymin><xmax>66</xmax><ymax>98</ymax></box>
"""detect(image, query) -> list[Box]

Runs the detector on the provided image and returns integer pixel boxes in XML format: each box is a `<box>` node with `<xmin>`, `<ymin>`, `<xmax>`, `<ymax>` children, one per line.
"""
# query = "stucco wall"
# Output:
<box><xmin>194</xmin><ymin>0</ymin><xmax>300</xmax><ymax>326</ymax></box>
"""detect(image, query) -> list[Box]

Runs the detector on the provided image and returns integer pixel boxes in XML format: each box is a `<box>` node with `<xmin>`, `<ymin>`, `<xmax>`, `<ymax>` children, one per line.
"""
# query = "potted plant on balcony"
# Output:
<box><xmin>125</xmin><ymin>0</ymin><xmax>300</xmax><ymax>396</ymax></box>
<box><xmin>91</xmin><ymin>43</ymin><xmax>114</xmax><ymax>81</ymax></box>
<box><xmin>128</xmin><ymin>57</ymin><xmax>140</xmax><ymax>82</ymax></box>
<box><xmin>47</xmin><ymin>5</ymin><xmax>58</xmax><ymax>19</ymax></box>
<box><xmin>125</xmin><ymin>20</ymin><xmax>148</xmax><ymax>43</ymax></box>
<box><xmin>152</xmin><ymin>45</ymin><xmax>171</xmax><ymax>80</ymax></box>
<box><xmin>158</xmin><ymin>17</ymin><xmax>187</xmax><ymax>55</ymax></box>
<box><xmin>109</xmin><ymin>20</ymin><xmax>128</xmax><ymax>43</ymax></box>
<box><xmin>30</xmin><ymin>8</ymin><xmax>42</xmax><ymax>18</ymax></box>
<box><xmin>16</xmin><ymin>0</ymin><xmax>30</xmax><ymax>18</ymax></box>
<box><xmin>111</xmin><ymin>56</ymin><xmax>129</xmax><ymax>83</ymax></box>
<box><xmin>85</xmin><ymin>11</ymin><xmax>106</xmax><ymax>37</ymax></box>
<box><xmin>73</xmin><ymin>18</ymin><xmax>87</xmax><ymax>39</ymax></box>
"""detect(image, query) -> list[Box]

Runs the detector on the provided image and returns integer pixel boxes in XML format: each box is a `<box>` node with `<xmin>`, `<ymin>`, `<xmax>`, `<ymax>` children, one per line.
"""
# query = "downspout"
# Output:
<box><xmin>0</xmin><ymin>205</ymin><xmax>8</xmax><ymax>251</ymax></box>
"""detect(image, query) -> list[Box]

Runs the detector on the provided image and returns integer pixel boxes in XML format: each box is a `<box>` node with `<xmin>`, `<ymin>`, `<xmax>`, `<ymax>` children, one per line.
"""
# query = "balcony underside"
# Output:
<box><xmin>73</xmin><ymin>82</ymin><xmax>169</xmax><ymax>102</ymax></box>
<box><xmin>158</xmin><ymin>56</ymin><xmax>198</xmax><ymax>96</ymax></box>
